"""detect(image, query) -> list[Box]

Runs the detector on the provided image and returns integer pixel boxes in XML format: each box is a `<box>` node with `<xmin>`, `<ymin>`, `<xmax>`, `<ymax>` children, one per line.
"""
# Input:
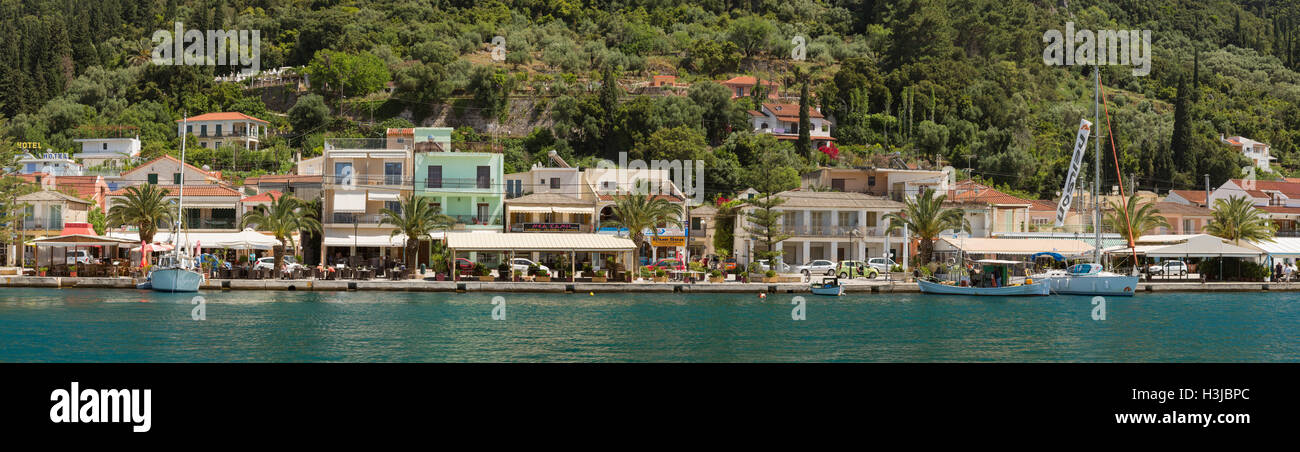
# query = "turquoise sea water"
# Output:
<box><xmin>0</xmin><ymin>288</ymin><xmax>1296</xmax><ymax>362</ymax></box>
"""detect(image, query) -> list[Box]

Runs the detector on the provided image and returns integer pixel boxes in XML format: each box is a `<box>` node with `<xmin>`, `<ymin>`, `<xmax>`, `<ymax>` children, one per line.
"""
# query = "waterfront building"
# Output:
<box><xmin>1150</xmin><ymin>202</ymin><xmax>1213</xmax><ymax>235</ymax></box>
<box><xmin>18</xmin><ymin>174</ymin><xmax>110</xmax><ymax>211</ymax></box>
<box><xmin>1208</xmin><ymin>179</ymin><xmax>1300</xmax><ymax>237</ymax></box>
<box><xmin>733</xmin><ymin>190</ymin><xmax>906</xmax><ymax>266</ymax></box>
<box><xmin>318</xmin><ymin>137</ymin><xmax>415</xmax><ymax>266</ymax></box>
<box><xmin>944</xmin><ymin>180</ymin><xmax>1032</xmax><ymax>237</ymax></box>
<box><xmin>241</xmin><ymin>174</ymin><xmax>322</xmax><ymax>201</ymax></box>
<box><xmin>406</xmin><ymin>127</ymin><xmax>505</xmax><ymax>231</ymax></box>
<box><xmin>177</xmin><ymin>112</ymin><xmax>269</xmax><ymax>150</ymax></box>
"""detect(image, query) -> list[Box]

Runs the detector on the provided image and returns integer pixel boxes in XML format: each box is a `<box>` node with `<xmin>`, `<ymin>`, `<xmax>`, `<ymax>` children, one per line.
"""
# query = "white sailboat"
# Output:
<box><xmin>149</xmin><ymin>114</ymin><xmax>203</xmax><ymax>292</ymax></box>
<box><xmin>1035</xmin><ymin>67</ymin><xmax>1138</xmax><ymax>297</ymax></box>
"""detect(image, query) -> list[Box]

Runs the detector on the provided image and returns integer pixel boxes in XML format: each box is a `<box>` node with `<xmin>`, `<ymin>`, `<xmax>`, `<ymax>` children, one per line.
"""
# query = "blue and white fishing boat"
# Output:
<box><xmin>918</xmin><ymin>259</ymin><xmax>1049</xmax><ymax>297</ymax></box>
<box><xmin>810</xmin><ymin>278</ymin><xmax>844</xmax><ymax>296</ymax></box>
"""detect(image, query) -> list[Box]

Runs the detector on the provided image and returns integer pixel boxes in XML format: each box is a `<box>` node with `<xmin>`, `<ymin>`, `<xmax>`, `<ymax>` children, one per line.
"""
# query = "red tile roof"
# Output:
<box><xmin>240</xmin><ymin>190</ymin><xmax>283</xmax><ymax>203</ymax></box>
<box><xmin>1231</xmin><ymin>179</ymin><xmax>1300</xmax><ymax>197</ymax></box>
<box><xmin>121</xmin><ymin>155</ymin><xmax>222</xmax><ymax>180</ymax></box>
<box><xmin>1153</xmin><ymin>201</ymin><xmax>1212</xmax><ymax>216</ymax></box>
<box><xmin>763</xmin><ymin>103</ymin><xmax>824</xmax><ymax>119</ymax></box>
<box><xmin>722</xmin><ymin>76</ymin><xmax>779</xmax><ymax>86</ymax></box>
<box><xmin>947</xmin><ymin>181</ymin><xmax>1032</xmax><ymax>206</ymax></box>
<box><xmin>1028</xmin><ymin>199</ymin><xmax>1059</xmax><ymax>212</ymax></box>
<box><xmin>107</xmin><ymin>185</ymin><xmax>241</xmax><ymax>197</ymax></box>
<box><xmin>1258</xmin><ymin>205</ymin><xmax>1300</xmax><ymax>215</ymax></box>
<box><xmin>1168</xmin><ymin>189</ymin><xmax>1207</xmax><ymax>204</ymax></box>
<box><xmin>18</xmin><ymin>174</ymin><xmax>106</xmax><ymax>202</ymax></box>
<box><xmin>177</xmin><ymin>112</ymin><xmax>268</xmax><ymax>123</ymax></box>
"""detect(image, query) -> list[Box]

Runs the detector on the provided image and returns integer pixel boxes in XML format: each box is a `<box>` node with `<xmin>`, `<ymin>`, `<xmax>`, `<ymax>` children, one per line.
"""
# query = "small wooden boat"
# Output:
<box><xmin>810</xmin><ymin>278</ymin><xmax>844</xmax><ymax>296</ymax></box>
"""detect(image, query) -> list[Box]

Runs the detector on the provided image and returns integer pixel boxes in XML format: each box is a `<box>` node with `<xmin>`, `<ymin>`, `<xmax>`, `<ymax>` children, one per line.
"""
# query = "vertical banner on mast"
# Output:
<box><xmin>1056</xmin><ymin>119</ymin><xmax>1092</xmax><ymax>227</ymax></box>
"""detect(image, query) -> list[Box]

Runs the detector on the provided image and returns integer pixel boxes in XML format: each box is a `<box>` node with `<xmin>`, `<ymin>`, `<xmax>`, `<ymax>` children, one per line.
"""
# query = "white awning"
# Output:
<box><xmin>368</xmin><ymin>151</ymin><xmax>408</xmax><ymax>159</ymax></box>
<box><xmin>1250</xmin><ymin>238</ymin><xmax>1300</xmax><ymax>257</ymax></box>
<box><xmin>937</xmin><ymin>237</ymin><xmax>1094</xmax><ymax>256</ymax></box>
<box><xmin>368</xmin><ymin>191</ymin><xmax>401</xmax><ymax>201</ymax></box>
<box><xmin>446</xmin><ymin>232</ymin><xmax>635</xmax><ymax>251</ymax></box>
<box><xmin>108</xmin><ymin>231</ymin><xmax>294</xmax><ymax>250</ymax></box>
<box><xmin>333</xmin><ymin>192</ymin><xmax>366</xmax><ymax>212</ymax></box>
<box><xmin>507</xmin><ymin>206</ymin><xmax>553</xmax><ymax>213</ymax></box>
<box><xmin>322</xmin><ymin>230</ymin><xmax>443</xmax><ymax>247</ymax></box>
<box><xmin>553</xmin><ymin>207</ymin><xmax>593</xmax><ymax>214</ymax></box>
<box><xmin>1144</xmin><ymin>235</ymin><xmax>1263</xmax><ymax>258</ymax></box>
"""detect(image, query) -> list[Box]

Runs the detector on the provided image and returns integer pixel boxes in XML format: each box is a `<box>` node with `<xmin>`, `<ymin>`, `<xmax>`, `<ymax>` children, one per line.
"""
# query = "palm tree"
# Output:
<box><xmin>883</xmin><ymin>187</ymin><xmax>970</xmax><ymax>266</ymax></box>
<box><xmin>107</xmin><ymin>184</ymin><xmax>175</xmax><ymax>244</ymax></box>
<box><xmin>603</xmin><ymin>193</ymin><xmax>683</xmax><ymax>277</ymax></box>
<box><xmin>1104</xmin><ymin>195</ymin><xmax>1170</xmax><ymax>245</ymax></box>
<box><xmin>379</xmin><ymin>195</ymin><xmax>455</xmax><ymax>270</ymax></box>
<box><xmin>239</xmin><ymin>194</ymin><xmax>322</xmax><ymax>272</ymax></box>
<box><xmin>1205</xmin><ymin>195</ymin><xmax>1276</xmax><ymax>245</ymax></box>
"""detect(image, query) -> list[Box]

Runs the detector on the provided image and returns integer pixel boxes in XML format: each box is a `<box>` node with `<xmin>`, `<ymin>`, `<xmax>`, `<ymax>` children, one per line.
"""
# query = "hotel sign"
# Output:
<box><xmin>521</xmin><ymin>223</ymin><xmax>581</xmax><ymax>232</ymax></box>
<box><xmin>650</xmin><ymin>236</ymin><xmax>686</xmax><ymax>247</ymax></box>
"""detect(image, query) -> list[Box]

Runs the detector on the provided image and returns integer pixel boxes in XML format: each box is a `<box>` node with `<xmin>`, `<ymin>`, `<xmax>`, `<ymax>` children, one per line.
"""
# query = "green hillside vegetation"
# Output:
<box><xmin>4</xmin><ymin>0</ymin><xmax>1300</xmax><ymax>197</ymax></box>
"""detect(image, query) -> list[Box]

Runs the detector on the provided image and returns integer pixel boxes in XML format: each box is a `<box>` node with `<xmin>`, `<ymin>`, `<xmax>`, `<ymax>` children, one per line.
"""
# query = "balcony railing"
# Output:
<box><xmin>331</xmin><ymin>213</ymin><xmax>387</xmax><ymax>225</ymax></box>
<box><xmin>422</xmin><ymin>178</ymin><xmax>494</xmax><ymax>190</ymax></box>
<box><xmin>22</xmin><ymin>219</ymin><xmax>62</xmax><ymax>230</ymax></box>
<box><xmin>781</xmin><ymin>224</ymin><xmax>902</xmax><ymax>238</ymax></box>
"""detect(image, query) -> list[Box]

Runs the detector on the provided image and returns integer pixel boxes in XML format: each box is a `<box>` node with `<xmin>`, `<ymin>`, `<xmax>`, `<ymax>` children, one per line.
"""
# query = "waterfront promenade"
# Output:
<box><xmin>3</xmin><ymin>275</ymin><xmax>1299</xmax><ymax>294</ymax></box>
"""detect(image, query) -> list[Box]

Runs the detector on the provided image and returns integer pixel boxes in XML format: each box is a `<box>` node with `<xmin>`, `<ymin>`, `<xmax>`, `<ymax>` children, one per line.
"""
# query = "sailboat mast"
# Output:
<box><xmin>176</xmin><ymin>115</ymin><xmax>187</xmax><ymax>260</ymax></box>
<box><xmin>1093</xmin><ymin>66</ymin><xmax>1102</xmax><ymax>265</ymax></box>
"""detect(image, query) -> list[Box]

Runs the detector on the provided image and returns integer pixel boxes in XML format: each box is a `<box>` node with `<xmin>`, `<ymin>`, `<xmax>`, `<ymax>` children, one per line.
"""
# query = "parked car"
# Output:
<box><xmin>64</xmin><ymin>250</ymin><xmax>94</xmax><ymax>265</ymax></box>
<box><xmin>796</xmin><ymin>260</ymin><xmax>837</xmax><ymax>276</ymax></box>
<box><xmin>836</xmin><ymin>260</ymin><xmax>880</xmax><ymax>279</ymax></box>
<box><xmin>455</xmin><ymin>258</ymin><xmax>476</xmax><ymax>271</ymax></box>
<box><xmin>644</xmin><ymin>258</ymin><xmax>686</xmax><ymax>271</ymax></box>
<box><xmin>867</xmin><ymin>257</ymin><xmax>898</xmax><ymax>273</ymax></box>
<box><xmin>254</xmin><ymin>256</ymin><xmax>304</xmax><ymax>272</ymax></box>
<box><xmin>755</xmin><ymin>260</ymin><xmax>793</xmax><ymax>273</ymax></box>
<box><xmin>1148</xmin><ymin>260</ymin><xmax>1189</xmax><ymax>276</ymax></box>
<box><xmin>510</xmin><ymin>258</ymin><xmax>549</xmax><ymax>274</ymax></box>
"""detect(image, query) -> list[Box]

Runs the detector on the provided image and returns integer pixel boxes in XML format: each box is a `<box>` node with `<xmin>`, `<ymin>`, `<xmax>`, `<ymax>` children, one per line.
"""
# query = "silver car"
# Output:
<box><xmin>867</xmin><ymin>257</ymin><xmax>897</xmax><ymax>273</ymax></box>
<box><xmin>797</xmin><ymin>260</ymin><xmax>837</xmax><ymax>276</ymax></box>
<box><xmin>756</xmin><ymin>260</ymin><xmax>793</xmax><ymax>273</ymax></box>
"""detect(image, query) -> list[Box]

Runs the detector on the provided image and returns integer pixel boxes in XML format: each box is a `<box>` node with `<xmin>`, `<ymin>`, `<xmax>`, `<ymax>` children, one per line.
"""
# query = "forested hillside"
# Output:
<box><xmin>4</xmin><ymin>0</ymin><xmax>1300</xmax><ymax>199</ymax></box>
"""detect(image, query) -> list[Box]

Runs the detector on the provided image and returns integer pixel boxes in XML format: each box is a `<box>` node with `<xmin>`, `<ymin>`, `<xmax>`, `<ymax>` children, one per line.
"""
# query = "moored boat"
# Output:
<box><xmin>918</xmin><ymin>279</ymin><xmax>1050</xmax><ymax>296</ymax></box>
<box><xmin>1035</xmin><ymin>263</ymin><xmax>1137</xmax><ymax>297</ymax></box>
<box><xmin>810</xmin><ymin>278</ymin><xmax>844</xmax><ymax>296</ymax></box>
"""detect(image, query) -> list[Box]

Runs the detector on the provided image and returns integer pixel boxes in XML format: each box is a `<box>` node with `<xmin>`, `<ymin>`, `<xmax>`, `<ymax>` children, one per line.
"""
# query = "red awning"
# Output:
<box><xmin>60</xmin><ymin>222</ymin><xmax>96</xmax><ymax>236</ymax></box>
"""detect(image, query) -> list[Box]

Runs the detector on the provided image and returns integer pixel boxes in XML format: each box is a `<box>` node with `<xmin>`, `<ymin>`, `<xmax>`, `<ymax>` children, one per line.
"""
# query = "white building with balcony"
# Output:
<box><xmin>177</xmin><ymin>112</ymin><xmax>269</xmax><ymax>150</ymax></box>
<box><xmin>747</xmin><ymin>102</ymin><xmax>835</xmax><ymax>150</ymax></box>
<box><xmin>73</xmin><ymin>136</ymin><xmax>141</xmax><ymax>169</ymax></box>
<box><xmin>734</xmin><ymin>190</ymin><xmax>906</xmax><ymax>266</ymax></box>
<box><xmin>1221</xmin><ymin>135</ymin><xmax>1276</xmax><ymax>174</ymax></box>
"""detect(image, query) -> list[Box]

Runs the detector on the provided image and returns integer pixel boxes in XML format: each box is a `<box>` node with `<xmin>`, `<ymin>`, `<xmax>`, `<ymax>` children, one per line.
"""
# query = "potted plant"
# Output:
<box><xmin>709</xmin><ymin>269</ymin><xmax>724</xmax><ymax>283</ymax></box>
<box><xmin>38</xmin><ymin>266</ymin><xmax>48</xmax><ymax>277</ymax></box>
<box><xmin>763</xmin><ymin>269</ymin><xmax>778</xmax><ymax>283</ymax></box>
<box><xmin>474</xmin><ymin>263</ymin><xmax>493</xmax><ymax>282</ymax></box>
<box><xmin>739</xmin><ymin>271</ymin><xmax>748</xmax><ymax>283</ymax></box>
<box><xmin>512</xmin><ymin>269</ymin><xmax>523</xmax><ymax>282</ymax></box>
<box><xmin>497</xmin><ymin>262</ymin><xmax>511</xmax><ymax>281</ymax></box>
<box><xmin>592</xmin><ymin>269</ymin><xmax>607</xmax><ymax>283</ymax></box>
<box><xmin>535</xmin><ymin>268</ymin><xmax>551</xmax><ymax>282</ymax></box>
<box><xmin>654</xmin><ymin>268</ymin><xmax>668</xmax><ymax>283</ymax></box>
<box><xmin>889</xmin><ymin>264</ymin><xmax>906</xmax><ymax>281</ymax></box>
<box><xmin>69</xmin><ymin>265</ymin><xmax>78</xmax><ymax>278</ymax></box>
